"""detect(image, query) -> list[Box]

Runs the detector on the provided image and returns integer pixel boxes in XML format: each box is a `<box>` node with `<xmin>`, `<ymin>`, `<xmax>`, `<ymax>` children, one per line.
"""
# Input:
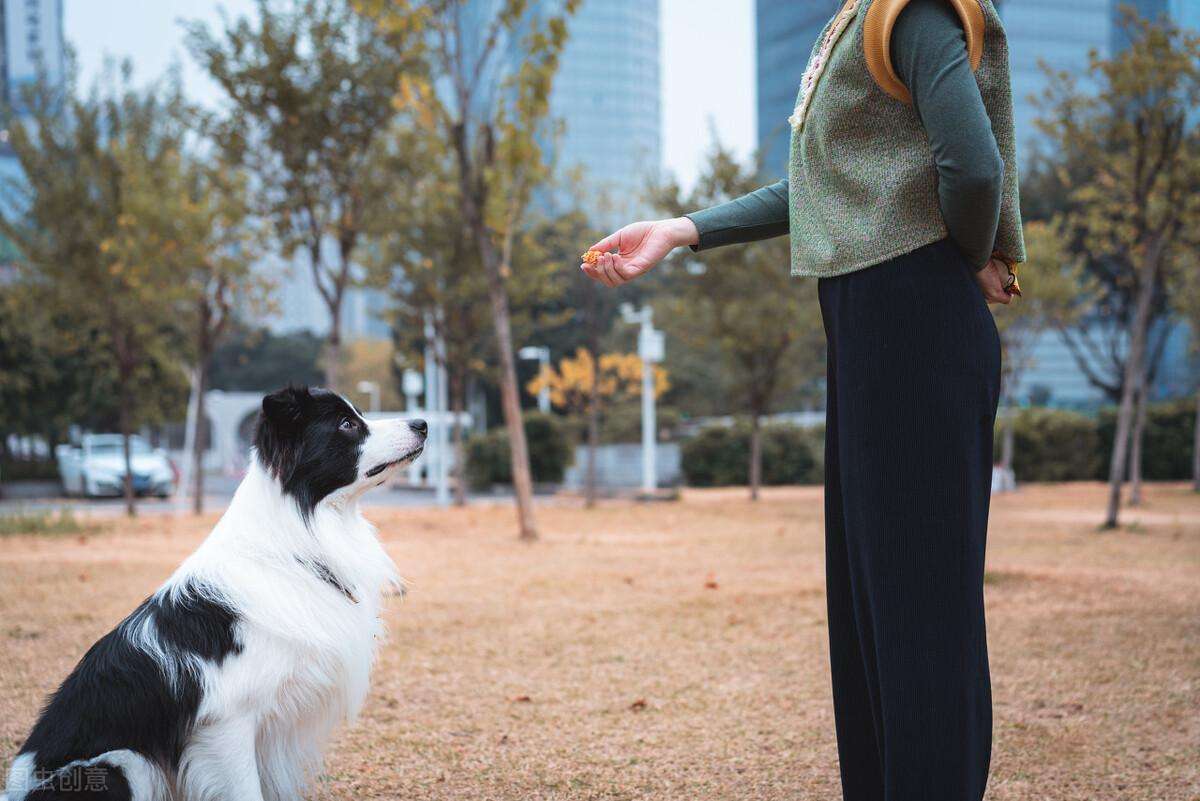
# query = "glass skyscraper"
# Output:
<box><xmin>546</xmin><ymin>0</ymin><xmax>660</xmax><ymax>223</ymax></box>
<box><xmin>1</xmin><ymin>0</ymin><xmax>65</xmax><ymax>239</ymax></box>
<box><xmin>755</xmin><ymin>0</ymin><xmax>838</xmax><ymax>175</ymax></box>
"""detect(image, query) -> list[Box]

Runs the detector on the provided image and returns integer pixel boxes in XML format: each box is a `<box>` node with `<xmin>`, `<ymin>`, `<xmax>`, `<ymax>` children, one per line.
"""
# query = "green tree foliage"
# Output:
<box><xmin>0</xmin><ymin>289</ymin><xmax>122</xmax><ymax>455</ymax></box>
<box><xmin>464</xmin><ymin>411</ymin><xmax>572</xmax><ymax>491</ymax></box>
<box><xmin>0</xmin><ymin>69</ymin><xmax>189</xmax><ymax>514</ymax></box>
<box><xmin>120</xmin><ymin>106</ymin><xmax>265</xmax><ymax>513</ymax></box>
<box><xmin>681</xmin><ymin>424</ymin><xmax>823</xmax><ymax>488</ymax></box>
<box><xmin>1034</xmin><ymin>11</ymin><xmax>1200</xmax><ymax>526</ymax></box>
<box><xmin>653</xmin><ymin>144</ymin><xmax>825</xmax><ymax>500</ymax></box>
<box><xmin>359</xmin><ymin>0</ymin><xmax>579</xmax><ymax>538</ymax></box>
<box><xmin>209</xmin><ymin>324</ymin><xmax>325</xmax><ymax>391</ymax></box>
<box><xmin>185</xmin><ymin>0</ymin><xmax>425</xmax><ymax>390</ymax></box>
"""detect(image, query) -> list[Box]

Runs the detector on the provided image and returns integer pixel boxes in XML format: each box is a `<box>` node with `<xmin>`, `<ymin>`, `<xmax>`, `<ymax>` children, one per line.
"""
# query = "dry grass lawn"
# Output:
<box><xmin>1</xmin><ymin>483</ymin><xmax>1197</xmax><ymax>800</ymax></box>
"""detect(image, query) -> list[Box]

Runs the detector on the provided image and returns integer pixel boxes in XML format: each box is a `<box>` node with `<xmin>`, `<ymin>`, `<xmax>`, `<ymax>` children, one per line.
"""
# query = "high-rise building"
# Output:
<box><xmin>754</xmin><ymin>0</ymin><xmax>838</xmax><ymax>175</ymax></box>
<box><xmin>0</xmin><ymin>0</ymin><xmax>65</xmax><ymax>112</ymax></box>
<box><xmin>1001</xmin><ymin>0</ymin><xmax>1113</xmax><ymax>159</ymax></box>
<box><xmin>544</xmin><ymin>0</ymin><xmax>661</xmax><ymax>223</ymax></box>
<box><xmin>1</xmin><ymin>0</ymin><xmax>65</xmax><ymax>240</ymax></box>
<box><xmin>1173</xmin><ymin>0</ymin><xmax>1200</xmax><ymax>30</ymax></box>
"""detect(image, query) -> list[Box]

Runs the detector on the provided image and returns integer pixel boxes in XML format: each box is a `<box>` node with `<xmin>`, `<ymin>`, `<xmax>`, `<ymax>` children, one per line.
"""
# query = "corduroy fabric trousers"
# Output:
<box><xmin>818</xmin><ymin>238</ymin><xmax>1001</xmax><ymax>801</ymax></box>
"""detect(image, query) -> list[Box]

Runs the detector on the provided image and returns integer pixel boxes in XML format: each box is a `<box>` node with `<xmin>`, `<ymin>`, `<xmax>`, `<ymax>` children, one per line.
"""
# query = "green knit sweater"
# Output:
<box><xmin>687</xmin><ymin>0</ymin><xmax>1023</xmax><ymax>274</ymax></box>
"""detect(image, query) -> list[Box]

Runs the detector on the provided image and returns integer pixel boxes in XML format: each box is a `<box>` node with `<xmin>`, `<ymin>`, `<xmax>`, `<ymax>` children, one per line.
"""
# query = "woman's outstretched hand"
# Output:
<box><xmin>580</xmin><ymin>217</ymin><xmax>699</xmax><ymax>287</ymax></box>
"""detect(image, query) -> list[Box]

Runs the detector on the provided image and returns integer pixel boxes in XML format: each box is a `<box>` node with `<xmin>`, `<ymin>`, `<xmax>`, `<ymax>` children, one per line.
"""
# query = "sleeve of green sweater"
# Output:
<box><xmin>685</xmin><ymin>0</ymin><xmax>1004</xmax><ymax>270</ymax></box>
<box><xmin>891</xmin><ymin>0</ymin><xmax>1005</xmax><ymax>270</ymax></box>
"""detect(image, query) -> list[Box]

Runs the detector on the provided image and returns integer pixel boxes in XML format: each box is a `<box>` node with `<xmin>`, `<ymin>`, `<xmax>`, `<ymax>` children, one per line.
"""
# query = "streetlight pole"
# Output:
<box><xmin>620</xmin><ymin>304</ymin><xmax>664</xmax><ymax>496</ymax></box>
<box><xmin>402</xmin><ymin>369</ymin><xmax>424</xmax><ymax>486</ymax></box>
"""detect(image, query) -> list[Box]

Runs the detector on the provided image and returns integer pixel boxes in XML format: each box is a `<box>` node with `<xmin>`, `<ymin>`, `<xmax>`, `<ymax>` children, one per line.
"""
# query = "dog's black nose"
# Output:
<box><xmin>408</xmin><ymin>419</ymin><xmax>428</xmax><ymax>437</ymax></box>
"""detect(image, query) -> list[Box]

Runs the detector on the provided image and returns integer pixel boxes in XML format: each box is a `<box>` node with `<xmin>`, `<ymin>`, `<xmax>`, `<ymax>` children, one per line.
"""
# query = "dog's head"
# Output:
<box><xmin>254</xmin><ymin>386</ymin><xmax>426</xmax><ymax>519</ymax></box>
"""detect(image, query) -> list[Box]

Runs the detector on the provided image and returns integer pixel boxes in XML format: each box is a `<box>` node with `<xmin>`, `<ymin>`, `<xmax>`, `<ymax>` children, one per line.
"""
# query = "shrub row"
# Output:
<box><xmin>680</xmin><ymin>423</ymin><xmax>823</xmax><ymax>487</ymax></box>
<box><xmin>999</xmin><ymin>400</ymin><xmax>1195</xmax><ymax>482</ymax></box>
<box><xmin>464</xmin><ymin>412</ymin><xmax>573</xmax><ymax>491</ymax></box>
<box><xmin>463</xmin><ymin>401</ymin><xmax>1196</xmax><ymax>490</ymax></box>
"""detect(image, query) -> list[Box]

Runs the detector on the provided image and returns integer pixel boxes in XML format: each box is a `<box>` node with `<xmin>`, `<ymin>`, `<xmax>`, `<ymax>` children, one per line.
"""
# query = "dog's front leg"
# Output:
<box><xmin>178</xmin><ymin>716</ymin><xmax>266</xmax><ymax>801</ymax></box>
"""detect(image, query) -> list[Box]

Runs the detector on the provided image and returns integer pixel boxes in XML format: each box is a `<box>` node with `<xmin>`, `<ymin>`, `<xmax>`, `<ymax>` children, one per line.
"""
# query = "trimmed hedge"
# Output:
<box><xmin>995</xmin><ymin>408</ymin><xmax>1102</xmax><ymax>482</ymax></box>
<box><xmin>998</xmin><ymin>401</ymin><xmax>1196</xmax><ymax>482</ymax></box>
<box><xmin>681</xmin><ymin>423</ymin><xmax>823</xmax><ymax>487</ymax></box>
<box><xmin>464</xmin><ymin>412</ymin><xmax>573</xmax><ymax>490</ymax></box>
<box><xmin>1097</xmin><ymin>400</ymin><xmax>1195</xmax><ymax>481</ymax></box>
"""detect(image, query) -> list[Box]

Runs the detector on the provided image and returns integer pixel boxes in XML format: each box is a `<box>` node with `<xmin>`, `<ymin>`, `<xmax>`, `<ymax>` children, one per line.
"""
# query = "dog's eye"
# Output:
<box><xmin>339</xmin><ymin>417</ymin><xmax>358</xmax><ymax>432</ymax></box>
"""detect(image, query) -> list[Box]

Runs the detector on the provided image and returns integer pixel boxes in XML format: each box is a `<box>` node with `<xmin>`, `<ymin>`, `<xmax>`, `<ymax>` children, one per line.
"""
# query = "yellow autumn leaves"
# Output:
<box><xmin>525</xmin><ymin>348</ymin><xmax>670</xmax><ymax>414</ymax></box>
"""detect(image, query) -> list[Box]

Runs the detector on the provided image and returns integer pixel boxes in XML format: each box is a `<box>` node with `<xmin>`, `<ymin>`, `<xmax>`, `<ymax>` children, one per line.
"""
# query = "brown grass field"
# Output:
<box><xmin>1</xmin><ymin>483</ymin><xmax>1197</xmax><ymax>800</ymax></box>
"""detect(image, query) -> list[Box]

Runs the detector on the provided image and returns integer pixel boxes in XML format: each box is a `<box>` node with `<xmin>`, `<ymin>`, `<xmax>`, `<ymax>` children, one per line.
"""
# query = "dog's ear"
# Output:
<box><xmin>255</xmin><ymin>386</ymin><xmax>312</xmax><ymax>481</ymax></box>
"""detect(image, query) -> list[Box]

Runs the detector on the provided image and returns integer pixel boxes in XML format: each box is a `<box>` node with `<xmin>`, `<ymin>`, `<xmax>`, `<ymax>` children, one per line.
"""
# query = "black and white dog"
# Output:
<box><xmin>3</xmin><ymin>386</ymin><xmax>425</xmax><ymax>801</ymax></box>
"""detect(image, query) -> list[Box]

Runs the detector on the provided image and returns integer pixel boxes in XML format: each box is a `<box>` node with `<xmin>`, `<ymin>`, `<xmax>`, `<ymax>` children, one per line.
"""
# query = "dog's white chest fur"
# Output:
<box><xmin>171</xmin><ymin>465</ymin><xmax>400</xmax><ymax>800</ymax></box>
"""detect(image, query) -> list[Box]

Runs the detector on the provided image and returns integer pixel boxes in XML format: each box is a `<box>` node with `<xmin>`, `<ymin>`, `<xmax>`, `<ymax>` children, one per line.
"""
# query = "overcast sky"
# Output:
<box><xmin>63</xmin><ymin>0</ymin><xmax>757</xmax><ymax>191</ymax></box>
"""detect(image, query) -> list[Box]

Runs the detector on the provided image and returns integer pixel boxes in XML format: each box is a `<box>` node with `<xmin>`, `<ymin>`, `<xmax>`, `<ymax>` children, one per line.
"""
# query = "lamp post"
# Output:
<box><xmin>619</xmin><ymin>303</ymin><xmax>664</xmax><ymax>496</ymax></box>
<box><xmin>356</xmin><ymin>380</ymin><xmax>381</xmax><ymax>414</ymax></box>
<box><xmin>401</xmin><ymin>369</ymin><xmax>424</xmax><ymax>486</ymax></box>
<box><xmin>519</xmin><ymin>346</ymin><xmax>552</xmax><ymax>414</ymax></box>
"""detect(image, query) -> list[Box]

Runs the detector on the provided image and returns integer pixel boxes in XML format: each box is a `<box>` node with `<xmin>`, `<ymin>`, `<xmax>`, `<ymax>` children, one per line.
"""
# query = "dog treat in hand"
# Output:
<box><xmin>581</xmin><ymin>250</ymin><xmax>602</xmax><ymax>265</ymax></box>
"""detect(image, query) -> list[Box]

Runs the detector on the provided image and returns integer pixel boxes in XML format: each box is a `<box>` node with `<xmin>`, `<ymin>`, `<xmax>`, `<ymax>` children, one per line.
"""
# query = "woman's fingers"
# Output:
<box><xmin>599</xmin><ymin>253</ymin><xmax>624</xmax><ymax>287</ymax></box>
<box><xmin>974</xmin><ymin>260</ymin><xmax>1012</xmax><ymax>305</ymax></box>
<box><xmin>580</xmin><ymin>261</ymin><xmax>604</xmax><ymax>284</ymax></box>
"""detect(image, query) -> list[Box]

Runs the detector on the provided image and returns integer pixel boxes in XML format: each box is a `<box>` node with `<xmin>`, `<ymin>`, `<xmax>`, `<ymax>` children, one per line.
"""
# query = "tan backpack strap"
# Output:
<box><xmin>864</xmin><ymin>0</ymin><xmax>985</xmax><ymax>104</ymax></box>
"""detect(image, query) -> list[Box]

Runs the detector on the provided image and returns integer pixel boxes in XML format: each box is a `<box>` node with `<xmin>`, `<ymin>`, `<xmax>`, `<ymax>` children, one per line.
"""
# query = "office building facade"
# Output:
<box><xmin>754</xmin><ymin>0</ymin><xmax>837</xmax><ymax>175</ymax></box>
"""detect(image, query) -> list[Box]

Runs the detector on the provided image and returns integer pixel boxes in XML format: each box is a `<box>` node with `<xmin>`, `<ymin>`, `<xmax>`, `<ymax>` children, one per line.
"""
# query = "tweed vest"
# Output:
<box><xmin>786</xmin><ymin>0</ymin><xmax>1025</xmax><ymax>277</ymax></box>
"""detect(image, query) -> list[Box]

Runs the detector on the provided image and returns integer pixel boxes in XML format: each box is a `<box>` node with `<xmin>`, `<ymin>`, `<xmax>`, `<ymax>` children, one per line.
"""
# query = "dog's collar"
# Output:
<box><xmin>298</xmin><ymin>557</ymin><xmax>358</xmax><ymax>604</ymax></box>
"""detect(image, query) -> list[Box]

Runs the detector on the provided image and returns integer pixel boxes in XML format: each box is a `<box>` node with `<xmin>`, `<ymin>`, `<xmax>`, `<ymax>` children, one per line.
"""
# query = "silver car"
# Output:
<box><xmin>56</xmin><ymin>434</ymin><xmax>176</xmax><ymax>498</ymax></box>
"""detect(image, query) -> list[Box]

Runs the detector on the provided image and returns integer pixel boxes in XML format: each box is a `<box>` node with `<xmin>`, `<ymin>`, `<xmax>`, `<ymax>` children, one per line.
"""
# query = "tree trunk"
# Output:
<box><xmin>749</xmin><ymin>413</ymin><xmax>762</xmax><ymax>501</ymax></box>
<box><xmin>483</xmin><ymin>263</ymin><xmax>538</xmax><ymax>540</ymax></box>
<box><xmin>460</xmin><ymin>216</ymin><xmax>537</xmax><ymax>538</ymax></box>
<box><xmin>1192</xmin><ymin>389</ymin><xmax>1199</xmax><ymax>493</ymax></box>
<box><xmin>192</xmin><ymin>360</ymin><xmax>208</xmax><ymax>516</ymax></box>
<box><xmin>1103</xmin><ymin>246</ymin><xmax>1161</xmax><ymax>529</ymax></box>
<box><xmin>1129</xmin><ymin>381</ymin><xmax>1148</xmax><ymax>507</ymax></box>
<box><xmin>450</xmin><ymin>119</ymin><xmax>537</xmax><ymax>540</ymax></box>
<box><xmin>586</xmin><ymin>377</ymin><xmax>599</xmax><ymax>509</ymax></box>
<box><xmin>450</xmin><ymin>374</ymin><xmax>467</xmax><ymax>507</ymax></box>
<box><xmin>325</xmin><ymin>322</ymin><xmax>342</xmax><ymax>391</ymax></box>
<box><xmin>1001</xmin><ymin>408</ymin><xmax>1016</xmax><ymax>474</ymax></box>
<box><xmin>118</xmin><ymin>378</ymin><xmax>136</xmax><ymax>518</ymax></box>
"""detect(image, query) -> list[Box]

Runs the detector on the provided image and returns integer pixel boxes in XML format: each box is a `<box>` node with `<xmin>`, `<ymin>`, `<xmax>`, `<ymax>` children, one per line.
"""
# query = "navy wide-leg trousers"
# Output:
<box><xmin>818</xmin><ymin>238</ymin><xmax>1001</xmax><ymax>801</ymax></box>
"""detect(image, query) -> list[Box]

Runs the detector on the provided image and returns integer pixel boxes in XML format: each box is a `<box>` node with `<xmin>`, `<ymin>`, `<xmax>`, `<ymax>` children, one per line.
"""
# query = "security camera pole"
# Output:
<box><xmin>620</xmin><ymin>304</ymin><xmax>664</xmax><ymax>496</ymax></box>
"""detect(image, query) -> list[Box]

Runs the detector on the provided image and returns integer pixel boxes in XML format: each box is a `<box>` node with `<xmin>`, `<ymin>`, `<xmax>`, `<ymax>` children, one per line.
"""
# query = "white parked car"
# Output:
<box><xmin>56</xmin><ymin>434</ymin><xmax>176</xmax><ymax>498</ymax></box>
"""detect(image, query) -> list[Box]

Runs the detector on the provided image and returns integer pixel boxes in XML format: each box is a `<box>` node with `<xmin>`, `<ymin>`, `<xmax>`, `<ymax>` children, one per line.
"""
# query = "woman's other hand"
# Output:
<box><xmin>974</xmin><ymin>257</ymin><xmax>1013</xmax><ymax>305</ymax></box>
<box><xmin>580</xmin><ymin>217</ymin><xmax>699</xmax><ymax>287</ymax></box>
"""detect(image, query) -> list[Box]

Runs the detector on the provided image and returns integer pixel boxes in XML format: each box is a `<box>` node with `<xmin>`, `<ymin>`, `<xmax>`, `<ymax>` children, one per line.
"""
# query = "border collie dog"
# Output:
<box><xmin>3</xmin><ymin>387</ymin><xmax>425</xmax><ymax>801</ymax></box>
